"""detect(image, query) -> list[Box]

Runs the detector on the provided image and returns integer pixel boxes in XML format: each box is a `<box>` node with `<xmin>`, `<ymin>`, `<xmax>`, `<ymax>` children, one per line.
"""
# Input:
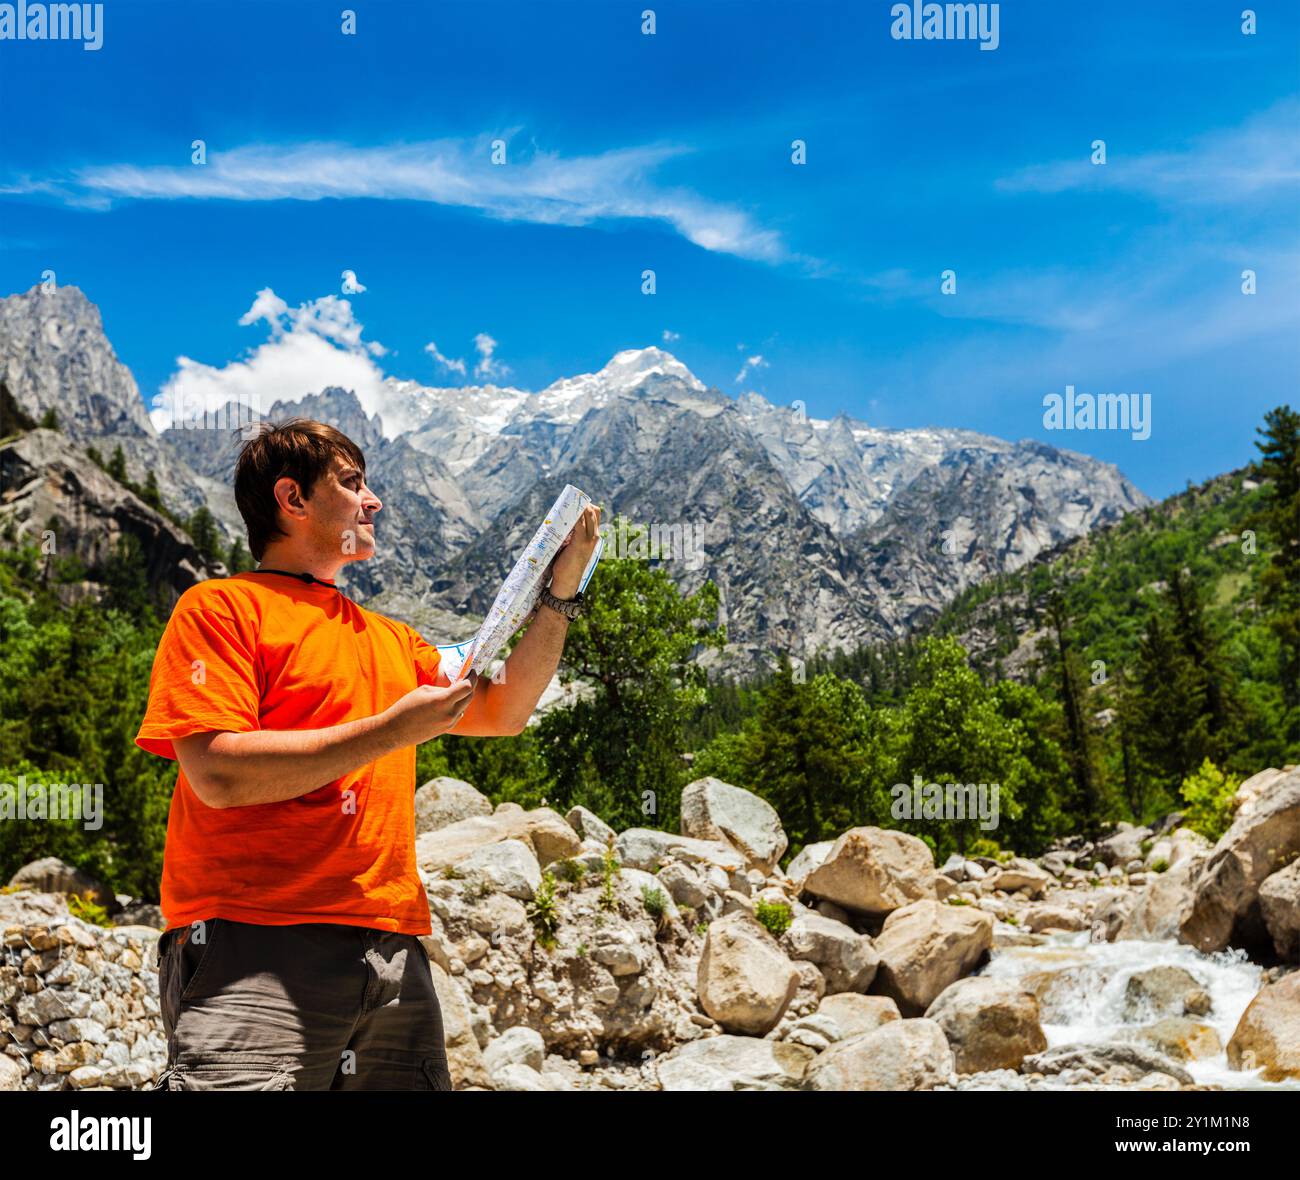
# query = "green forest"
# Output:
<box><xmin>1</xmin><ymin>405</ymin><xmax>1296</xmax><ymax>900</ymax></box>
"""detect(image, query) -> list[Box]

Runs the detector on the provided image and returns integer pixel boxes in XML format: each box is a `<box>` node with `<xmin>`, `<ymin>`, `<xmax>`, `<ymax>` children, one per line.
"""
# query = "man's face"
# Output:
<box><xmin>303</xmin><ymin>454</ymin><xmax>382</xmax><ymax>562</ymax></box>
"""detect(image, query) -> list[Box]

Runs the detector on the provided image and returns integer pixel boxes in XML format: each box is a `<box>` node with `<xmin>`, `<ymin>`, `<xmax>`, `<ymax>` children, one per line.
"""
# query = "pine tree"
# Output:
<box><xmin>186</xmin><ymin>506</ymin><xmax>222</xmax><ymax>565</ymax></box>
<box><xmin>106</xmin><ymin>445</ymin><xmax>127</xmax><ymax>483</ymax></box>
<box><xmin>140</xmin><ymin>470</ymin><xmax>163</xmax><ymax>511</ymax></box>
<box><xmin>38</xmin><ymin>407</ymin><xmax>59</xmax><ymax>430</ymax></box>
<box><xmin>226</xmin><ymin>536</ymin><xmax>253</xmax><ymax>574</ymax></box>
<box><xmin>1046</xmin><ymin>592</ymin><xmax>1103</xmax><ymax>838</ymax></box>
<box><xmin>1251</xmin><ymin>405</ymin><xmax>1300</xmax><ymax>733</ymax></box>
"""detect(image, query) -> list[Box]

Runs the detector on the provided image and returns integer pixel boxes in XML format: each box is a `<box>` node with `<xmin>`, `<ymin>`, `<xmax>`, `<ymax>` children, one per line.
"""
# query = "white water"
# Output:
<box><xmin>981</xmin><ymin>925</ymin><xmax>1299</xmax><ymax>1091</ymax></box>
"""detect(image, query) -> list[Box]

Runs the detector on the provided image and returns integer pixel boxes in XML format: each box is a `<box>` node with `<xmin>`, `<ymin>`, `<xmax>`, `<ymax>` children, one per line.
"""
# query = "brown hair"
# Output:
<box><xmin>234</xmin><ymin>418</ymin><xmax>367</xmax><ymax>560</ymax></box>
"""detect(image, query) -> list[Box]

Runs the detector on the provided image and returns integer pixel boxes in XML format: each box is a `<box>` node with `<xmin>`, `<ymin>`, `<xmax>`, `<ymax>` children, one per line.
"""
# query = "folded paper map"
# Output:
<box><xmin>436</xmin><ymin>484</ymin><xmax>604</xmax><ymax>682</ymax></box>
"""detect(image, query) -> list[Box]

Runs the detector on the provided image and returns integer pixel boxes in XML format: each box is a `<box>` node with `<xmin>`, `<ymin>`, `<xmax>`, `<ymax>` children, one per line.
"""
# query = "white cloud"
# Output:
<box><xmin>151</xmin><ymin>287</ymin><xmax>408</xmax><ymax>434</ymax></box>
<box><xmin>16</xmin><ymin>135</ymin><xmax>789</xmax><ymax>263</ymax></box>
<box><xmin>736</xmin><ymin>354</ymin><xmax>769</xmax><ymax>384</ymax></box>
<box><xmin>341</xmin><ymin>269</ymin><xmax>366</xmax><ymax>294</ymax></box>
<box><xmin>473</xmin><ymin>332</ymin><xmax>510</xmax><ymax>381</ymax></box>
<box><xmin>425</xmin><ymin>340</ymin><xmax>467</xmax><ymax>377</ymax></box>
<box><xmin>662</xmin><ymin>329</ymin><xmax>680</xmax><ymax>342</ymax></box>
<box><xmin>997</xmin><ymin>99</ymin><xmax>1300</xmax><ymax>205</ymax></box>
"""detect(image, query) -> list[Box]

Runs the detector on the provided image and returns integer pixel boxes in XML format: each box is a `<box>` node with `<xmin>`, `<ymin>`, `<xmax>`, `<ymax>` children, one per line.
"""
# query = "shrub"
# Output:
<box><xmin>1180</xmin><ymin>759</ymin><xmax>1240</xmax><ymax>843</ymax></box>
<box><xmin>754</xmin><ymin>898</ymin><xmax>792</xmax><ymax>938</ymax></box>
<box><xmin>527</xmin><ymin>871</ymin><xmax>560</xmax><ymax>949</ymax></box>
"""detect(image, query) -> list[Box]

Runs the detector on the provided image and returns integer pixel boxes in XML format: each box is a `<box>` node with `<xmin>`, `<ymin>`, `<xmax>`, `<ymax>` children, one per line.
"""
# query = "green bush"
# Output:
<box><xmin>754</xmin><ymin>898</ymin><xmax>792</xmax><ymax>938</ymax></box>
<box><xmin>1180</xmin><ymin>758</ymin><xmax>1240</xmax><ymax>843</ymax></box>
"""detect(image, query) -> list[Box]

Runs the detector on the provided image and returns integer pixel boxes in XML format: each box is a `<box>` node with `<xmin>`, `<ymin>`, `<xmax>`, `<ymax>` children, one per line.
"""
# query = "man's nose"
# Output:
<box><xmin>364</xmin><ymin>487</ymin><xmax>382</xmax><ymax>513</ymax></box>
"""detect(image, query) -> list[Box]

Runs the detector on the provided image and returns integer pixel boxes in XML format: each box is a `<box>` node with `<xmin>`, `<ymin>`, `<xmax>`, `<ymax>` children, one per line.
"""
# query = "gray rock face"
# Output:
<box><xmin>0</xmin><ymin>284</ymin><xmax>218</xmax><ymax>522</ymax></box>
<box><xmin>0</xmin><ymin>430</ymin><xmax>216</xmax><ymax>609</ymax></box>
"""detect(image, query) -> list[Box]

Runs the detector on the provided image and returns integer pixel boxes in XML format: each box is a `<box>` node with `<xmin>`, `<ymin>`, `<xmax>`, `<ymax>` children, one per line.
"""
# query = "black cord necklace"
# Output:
<box><xmin>246</xmin><ymin>568</ymin><xmax>339</xmax><ymax>589</ymax></box>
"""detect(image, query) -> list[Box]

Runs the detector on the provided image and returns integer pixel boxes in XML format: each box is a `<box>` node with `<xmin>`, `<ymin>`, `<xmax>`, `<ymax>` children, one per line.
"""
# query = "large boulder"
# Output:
<box><xmin>1259</xmin><ymin>860</ymin><xmax>1300</xmax><ymax>961</ymax></box>
<box><xmin>985</xmin><ymin>858</ymin><xmax>1053</xmax><ymax>899</ymax></box>
<box><xmin>803</xmin><ymin>1018</ymin><xmax>954</xmax><ymax>1091</ymax></box>
<box><xmin>564</xmin><ymin>805</ymin><xmax>616</xmax><ymax>848</ymax></box>
<box><xmin>616</xmin><ymin>829</ymin><xmax>747</xmax><ymax>875</ymax></box>
<box><xmin>1094</xmin><ymin>823</ymin><xmax>1154</xmax><ymax>869</ymax></box>
<box><xmin>413</xmin><ymin>776</ymin><xmax>493</xmax><ymax>835</ymax></box>
<box><xmin>455</xmin><ymin>839</ymin><xmax>542</xmax><ymax>900</ymax></box>
<box><xmin>1178</xmin><ymin>766</ymin><xmax>1300</xmax><ymax>953</ymax></box>
<box><xmin>780</xmin><ymin>913</ymin><xmax>879</xmax><ymax>994</ymax></box>
<box><xmin>696</xmin><ymin>911</ymin><xmax>800</xmax><ymax>1035</ymax></box>
<box><xmin>785</xmin><ymin>841</ymin><xmax>834</xmax><ymax>883</ymax></box>
<box><xmin>1137</xmin><ymin>1017</ymin><xmax>1222</xmax><ymax>1063</ymax></box>
<box><xmin>416</xmin><ymin>807</ymin><xmax>581</xmax><ymax>874</ymax></box>
<box><xmin>1117</xmin><ymin>856</ymin><xmax>1205</xmax><ymax>941</ymax></box>
<box><xmin>6</xmin><ymin>858</ymin><xmax>117</xmax><ymax>913</ymax></box>
<box><xmin>799</xmin><ymin>827</ymin><xmax>937</xmax><ymax>916</ymax></box>
<box><xmin>871</xmin><ymin>899</ymin><xmax>994</xmax><ymax>1016</ymax></box>
<box><xmin>813</xmin><ymin>993</ymin><xmax>901</xmax><ymax>1039</ymax></box>
<box><xmin>654</xmin><ymin>1035</ymin><xmax>814</xmax><ymax>1091</ymax></box>
<box><xmin>924</xmin><ymin>977</ymin><xmax>1047</xmax><ymax>1073</ymax></box>
<box><xmin>679</xmin><ymin>777</ymin><xmax>788</xmax><ymax>874</ymax></box>
<box><xmin>1123</xmin><ymin>966</ymin><xmax>1213</xmax><ymax>1020</ymax></box>
<box><xmin>1227</xmin><ymin>972</ymin><xmax>1300</xmax><ymax>1081</ymax></box>
<box><xmin>1024</xmin><ymin>1043</ymin><xmax>1193</xmax><ymax>1085</ymax></box>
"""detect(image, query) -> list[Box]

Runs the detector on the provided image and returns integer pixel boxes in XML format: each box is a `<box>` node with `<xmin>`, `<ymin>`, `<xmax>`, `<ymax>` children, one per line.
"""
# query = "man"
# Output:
<box><xmin>135</xmin><ymin>417</ymin><xmax>600</xmax><ymax>1090</ymax></box>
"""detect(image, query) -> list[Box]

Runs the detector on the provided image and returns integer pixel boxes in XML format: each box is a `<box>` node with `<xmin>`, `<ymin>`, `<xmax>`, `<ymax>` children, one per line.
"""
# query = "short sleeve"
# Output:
<box><xmin>406</xmin><ymin>626</ymin><xmax>444</xmax><ymax>687</ymax></box>
<box><xmin>134</xmin><ymin>608</ymin><xmax>262</xmax><ymax>761</ymax></box>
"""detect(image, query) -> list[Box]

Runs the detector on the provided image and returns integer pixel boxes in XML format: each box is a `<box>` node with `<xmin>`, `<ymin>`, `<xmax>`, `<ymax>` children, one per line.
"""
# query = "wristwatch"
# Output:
<box><xmin>538</xmin><ymin>587</ymin><xmax>584</xmax><ymax>621</ymax></box>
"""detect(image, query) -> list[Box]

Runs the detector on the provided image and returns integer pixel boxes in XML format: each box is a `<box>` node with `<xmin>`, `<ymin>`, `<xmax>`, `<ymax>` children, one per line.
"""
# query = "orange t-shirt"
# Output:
<box><xmin>135</xmin><ymin>571</ymin><xmax>441</xmax><ymax>936</ymax></box>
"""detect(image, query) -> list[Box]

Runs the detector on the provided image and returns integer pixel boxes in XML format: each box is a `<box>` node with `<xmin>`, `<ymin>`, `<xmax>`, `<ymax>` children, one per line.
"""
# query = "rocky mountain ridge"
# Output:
<box><xmin>0</xmin><ymin>283</ymin><xmax>1151</xmax><ymax>675</ymax></box>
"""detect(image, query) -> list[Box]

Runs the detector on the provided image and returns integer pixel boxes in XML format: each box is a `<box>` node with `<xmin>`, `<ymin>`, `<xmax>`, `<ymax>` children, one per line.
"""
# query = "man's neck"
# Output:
<box><xmin>255</xmin><ymin>546</ymin><xmax>344</xmax><ymax>583</ymax></box>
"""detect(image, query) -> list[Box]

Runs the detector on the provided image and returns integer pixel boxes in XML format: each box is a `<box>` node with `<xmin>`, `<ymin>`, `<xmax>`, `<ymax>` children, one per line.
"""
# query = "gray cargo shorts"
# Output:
<box><xmin>149</xmin><ymin>917</ymin><xmax>454</xmax><ymax>1091</ymax></box>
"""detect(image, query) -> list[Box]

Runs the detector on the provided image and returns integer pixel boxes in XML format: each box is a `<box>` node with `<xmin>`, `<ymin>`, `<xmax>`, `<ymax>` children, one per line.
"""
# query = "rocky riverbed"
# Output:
<box><xmin>3</xmin><ymin>765</ymin><xmax>1298</xmax><ymax>1091</ymax></box>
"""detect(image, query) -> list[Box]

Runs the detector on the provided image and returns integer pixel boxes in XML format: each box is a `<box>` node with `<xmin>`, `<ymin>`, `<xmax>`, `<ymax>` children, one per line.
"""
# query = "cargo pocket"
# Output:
<box><xmin>170</xmin><ymin>1055</ymin><xmax>293</xmax><ymax>1091</ymax></box>
<box><xmin>420</xmin><ymin>1054</ymin><xmax>455</xmax><ymax>1092</ymax></box>
<box><xmin>177</xmin><ymin>919</ymin><xmax>225</xmax><ymax>1004</ymax></box>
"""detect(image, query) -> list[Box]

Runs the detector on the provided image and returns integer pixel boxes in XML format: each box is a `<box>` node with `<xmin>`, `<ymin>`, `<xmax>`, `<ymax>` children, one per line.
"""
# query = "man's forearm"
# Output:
<box><xmin>490</xmin><ymin>602</ymin><xmax>571</xmax><ymax>732</ymax></box>
<box><xmin>181</xmin><ymin>710</ymin><xmax>413</xmax><ymax>809</ymax></box>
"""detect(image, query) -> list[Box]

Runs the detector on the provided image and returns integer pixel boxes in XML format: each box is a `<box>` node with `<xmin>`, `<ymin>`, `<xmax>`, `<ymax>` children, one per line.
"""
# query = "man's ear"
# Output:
<box><xmin>273</xmin><ymin>476</ymin><xmax>309</xmax><ymax>522</ymax></box>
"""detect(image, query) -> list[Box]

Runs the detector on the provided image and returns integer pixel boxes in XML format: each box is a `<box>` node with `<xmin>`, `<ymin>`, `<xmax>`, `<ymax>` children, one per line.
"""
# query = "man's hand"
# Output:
<box><xmin>548</xmin><ymin>504</ymin><xmax>602</xmax><ymax>598</ymax></box>
<box><xmin>385</xmin><ymin>674</ymin><xmax>478</xmax><ymax>745</ymax></box>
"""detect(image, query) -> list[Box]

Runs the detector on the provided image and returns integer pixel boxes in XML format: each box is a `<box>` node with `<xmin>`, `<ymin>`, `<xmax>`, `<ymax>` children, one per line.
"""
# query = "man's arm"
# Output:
<box><xmin>447</xmin><ymin>504</ymin><xmax>598</xmax><ymax>738</ymax></box>
<box><xmin>445</xmin><ymin>604</ymin><xmax>571</xmax><ymax>737</ymax></box>
<box><xmin>174</xmin><ymin>677</ymin><xmax>476</xmax><ymax>808</ymax></box>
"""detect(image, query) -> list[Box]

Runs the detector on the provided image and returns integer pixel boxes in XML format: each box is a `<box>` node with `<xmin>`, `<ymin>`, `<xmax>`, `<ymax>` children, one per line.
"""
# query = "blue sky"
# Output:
<box><xmin>1</xmin><ymin>0</ymin><xmax>1296</xmax><ymax>498</ymax></box>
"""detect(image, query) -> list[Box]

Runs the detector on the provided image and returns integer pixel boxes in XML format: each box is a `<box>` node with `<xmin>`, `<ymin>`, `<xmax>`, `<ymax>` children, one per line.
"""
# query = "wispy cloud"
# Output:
<box><xmin>4</xmin><ymin>134</ymin><xmax>789</xmax><ymax>263</ymax></box>
<box><xmin>736</xmin><ymin>354</ymin><xmax>769</xmax><ymax>385</ymax></box>
<box><xmin>997</xmin><ymin>99</ymin><xmax>1300</xmax><ymax>204</ymax></box>
<box><xmin>472</xmin><ymin>332</ymin><xmax>510</xmax><ymax>381</ymax></box>
<box><xmin>424</xmin><ymin>340</ymin><xmax>466</xmax><ymax>378</ymax></box>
